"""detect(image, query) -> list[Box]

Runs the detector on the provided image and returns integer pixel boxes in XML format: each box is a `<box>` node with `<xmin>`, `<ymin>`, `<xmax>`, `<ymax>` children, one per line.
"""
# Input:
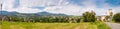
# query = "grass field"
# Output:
<box><xmin>0</xmin><ymin>21</ymin><xmax>111</xmax><ymax>29</ymax></box>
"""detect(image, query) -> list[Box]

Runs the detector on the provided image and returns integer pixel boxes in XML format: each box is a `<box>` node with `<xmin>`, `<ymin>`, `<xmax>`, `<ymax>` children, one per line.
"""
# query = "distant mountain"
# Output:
<box><xmin>35</xmin><ymin>11</ymin><xmax>68</xmax><ymax>16</ymax></box>
<box><xmin>0</xmin><ymin>11</ymin><xmax>68</xmax><ymax>16</ymax></box>
<box><xmin>0</xmin><ymin>11</ymin><xmax>19</xmax><ymax>16</ymax></box>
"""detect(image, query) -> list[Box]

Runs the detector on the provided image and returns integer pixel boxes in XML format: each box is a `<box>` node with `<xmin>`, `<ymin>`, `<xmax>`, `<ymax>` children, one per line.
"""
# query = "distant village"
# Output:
<box><xmin>97</xmin><ymin>9</ymin><xmax>113</xmax><ymax>22</ymax></box>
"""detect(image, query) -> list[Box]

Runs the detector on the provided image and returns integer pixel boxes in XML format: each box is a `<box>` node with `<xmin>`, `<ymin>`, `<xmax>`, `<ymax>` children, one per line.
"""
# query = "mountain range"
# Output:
<box><xmin>0</xmin><ymin>11</ymin><xmax>68</xmax><ymax>16</ymax></box>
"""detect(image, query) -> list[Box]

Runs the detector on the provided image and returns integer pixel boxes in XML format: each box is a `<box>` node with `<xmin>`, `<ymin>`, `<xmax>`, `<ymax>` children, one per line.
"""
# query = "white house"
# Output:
<box><xmin>97</xmin><ymin>9</ymin><xmax>113</xmax><ymax>22</ymax></box>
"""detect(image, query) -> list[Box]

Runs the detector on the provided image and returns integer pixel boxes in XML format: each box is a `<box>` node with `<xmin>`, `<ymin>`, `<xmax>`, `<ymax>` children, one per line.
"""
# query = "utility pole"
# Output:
<box><xmin>0</xmin><ymin>4</ymin><xmax>2</xmax><ymax>21</ymax></box>
<box><xmin>0</xmin><ymin>4</ymin><xmax>2</xmax><ymax>24</ymax></box>
<box><xmin>0</xmin><ymin>4</ymin><xmax>2</xmax><ymax>15</ymax></box>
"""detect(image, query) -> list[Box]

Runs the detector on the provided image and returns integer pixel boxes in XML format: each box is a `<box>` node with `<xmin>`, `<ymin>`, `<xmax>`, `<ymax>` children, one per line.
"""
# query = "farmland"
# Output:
<box><xmin>0</xmin><ymin>21</ymin><xmax>110</xmax><ymax>29</ymax></box>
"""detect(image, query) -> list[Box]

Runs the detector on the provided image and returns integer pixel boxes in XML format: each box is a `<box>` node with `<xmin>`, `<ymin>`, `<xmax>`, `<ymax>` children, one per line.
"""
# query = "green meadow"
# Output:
<box><xmin>0</xmin><ymin>21</ymin><xmax>111</xmax><ymax>29</ymax></box>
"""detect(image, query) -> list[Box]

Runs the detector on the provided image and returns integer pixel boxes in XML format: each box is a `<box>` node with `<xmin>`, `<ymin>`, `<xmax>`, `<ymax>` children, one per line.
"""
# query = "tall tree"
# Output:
<box><xmin>112</xmin><ymin>13</ymin><xmax>120</xmax><ymax>22</ymax></box>
<box><xmin>82</xmin><ymin>11</ymin><xmax>96</xmax><ymax>22</ymax></box>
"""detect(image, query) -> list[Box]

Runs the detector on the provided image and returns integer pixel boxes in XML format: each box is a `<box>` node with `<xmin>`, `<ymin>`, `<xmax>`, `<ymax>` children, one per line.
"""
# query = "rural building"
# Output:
<box><xmin>97</xmin><ymin>9</ymin><xmax>113</xmax><ymax>22</ymax></box>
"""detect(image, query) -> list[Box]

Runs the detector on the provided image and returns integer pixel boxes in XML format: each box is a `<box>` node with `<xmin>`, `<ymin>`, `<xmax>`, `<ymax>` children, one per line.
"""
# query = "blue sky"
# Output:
<box><xmin>0</xmin><ymin>0</ymin><xmax>120</xmax><ymax>16</ymax></box>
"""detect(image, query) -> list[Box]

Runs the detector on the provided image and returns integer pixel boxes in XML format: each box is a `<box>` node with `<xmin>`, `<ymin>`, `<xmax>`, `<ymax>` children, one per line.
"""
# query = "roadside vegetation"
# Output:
<box><xmin>0</xmin><ymin>11</ymin><xmax>111</xmax><ymax>29</ymax></box>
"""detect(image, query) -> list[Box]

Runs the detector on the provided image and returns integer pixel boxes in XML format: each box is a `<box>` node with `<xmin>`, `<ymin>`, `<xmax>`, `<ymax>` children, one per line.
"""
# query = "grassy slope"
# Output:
<box><xmin>1</xmin><ymin>21</ymin><xmax>111</xmax><ymax>29</ymax></box>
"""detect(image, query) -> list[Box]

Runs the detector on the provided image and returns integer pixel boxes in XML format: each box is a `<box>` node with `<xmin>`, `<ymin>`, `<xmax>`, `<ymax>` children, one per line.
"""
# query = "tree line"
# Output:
<box><xmin>0</xmin><ymin>11</ymin><xmax>98</xmax><ymax>23</ymax></box>
<box><xmin>1</xmin><ymin>11</ymin><xmax>120</xmax><ymax>23</ymax></box>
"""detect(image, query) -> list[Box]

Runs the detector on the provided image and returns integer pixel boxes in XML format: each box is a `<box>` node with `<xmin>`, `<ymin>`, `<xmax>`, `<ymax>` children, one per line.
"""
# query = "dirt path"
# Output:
<box><xmin>106</xmin><ymin>22</ymin><xmax>120</xmax><ymax>29</ymax></box>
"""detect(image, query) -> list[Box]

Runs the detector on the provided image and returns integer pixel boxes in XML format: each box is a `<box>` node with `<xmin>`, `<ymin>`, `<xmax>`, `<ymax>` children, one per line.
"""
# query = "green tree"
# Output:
<box><xmin>82</xmin><ymin>11</ymin><xmax>96</xmax><ymax>22</ymax></box>
<box><xmin>112</xmin><ymin>13</ymin><xmax>120</xmax><ymax>22</ymax></box>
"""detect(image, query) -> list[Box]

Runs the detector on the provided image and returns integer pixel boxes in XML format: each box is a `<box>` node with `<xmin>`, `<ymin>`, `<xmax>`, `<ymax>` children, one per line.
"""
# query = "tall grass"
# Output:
<box><xmin>1</xmin><ymin>21</ymin><xmax>111</xmax><ymax>29</ymax></box>
<box><xmin>93</xmin><ymin>22</ymin><xmax>111</xmax><ymax>29</ymax></box>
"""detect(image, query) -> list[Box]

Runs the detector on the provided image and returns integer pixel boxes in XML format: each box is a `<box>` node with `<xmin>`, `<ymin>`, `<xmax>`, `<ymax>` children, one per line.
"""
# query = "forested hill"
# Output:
<box><xmin>0</xmin><ymin>11</ymin><xmax>68</xmax><ymax>16</ymax></box>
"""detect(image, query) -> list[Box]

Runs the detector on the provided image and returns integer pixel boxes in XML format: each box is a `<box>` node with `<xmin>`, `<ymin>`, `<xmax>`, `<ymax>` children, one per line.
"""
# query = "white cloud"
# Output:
<box><xmin>44</xmin><ymin>4</ymin><xmax>84</xmax><ymax>15</ymax></box>
<box><xmin>2</xmin><ymin>0</ymin><xmax>14</xmax><ymax>9</ymax></box>
<box><xmin>6</xmin><ymin>7</ymin><xmax>42</xmax><ymax>13</ymax></box>
<box><xmin>2</xmin><ymin>0</ymin><xmax>42</xmax><ymax>13</ymax></box>
<box><xmin>0</xmin><ymin>0</ymin><xmax>4</xmax><ymax>3</ymax></box>
<box><xmin>1</xmin><ymin>0</ymin><xmax>120</xmax><ymax>16</ymax></box>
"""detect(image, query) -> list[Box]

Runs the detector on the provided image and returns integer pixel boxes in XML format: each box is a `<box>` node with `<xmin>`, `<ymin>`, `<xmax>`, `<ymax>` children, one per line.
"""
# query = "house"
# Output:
<box><xmin>97</xmin><ymin>15</ymin><xmax>108</xmax><ymax>22</ymax></box>
<box><xmin>97</xmin><ymin>9</ymin><xmax>113</xmax><ymax>22</ymax></box>
<box><xmin>0</xmin><ymin>15</ymin><xmax>11</xmax><ymax>21</ymax></box>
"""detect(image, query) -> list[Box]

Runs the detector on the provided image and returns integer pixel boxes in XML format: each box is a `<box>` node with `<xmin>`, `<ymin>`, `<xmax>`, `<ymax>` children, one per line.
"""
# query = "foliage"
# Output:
<box><xmin>82</xmin><ymin>11</ymin><xmax>96</xmax><ymax>22</ymax></box>
<box><xmin>94</xmin><ymin>22</ymin><xmax>111</xmax><ymax>29</ymax></box>
<box><xmin>1</xmin><ymin>11</ymin><xmax>97</xmax><ymax>23</ymax></box>
<box><xmin>112</xmin><ymin>13</ymin><xmax>120</xmax><ymax>22</ymax></box>
<box><xmin>3</xmin><ymin>15</ymin><xmax>81</xmax><ymax>23</ymax></box>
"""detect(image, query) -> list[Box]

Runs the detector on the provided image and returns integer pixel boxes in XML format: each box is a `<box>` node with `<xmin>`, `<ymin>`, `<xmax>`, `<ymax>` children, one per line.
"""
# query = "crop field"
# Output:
<box><xmin>0</xmin><ymin>21</ymin><xmax>111</xmax><ymax>29</ymax></box>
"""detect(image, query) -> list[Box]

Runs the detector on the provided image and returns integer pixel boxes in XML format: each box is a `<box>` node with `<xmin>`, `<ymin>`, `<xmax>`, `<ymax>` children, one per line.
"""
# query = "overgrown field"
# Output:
<box><xmin>0</xmin><ymin>21</ymin><xmax>111</xmax><ymax>29</ymax></box>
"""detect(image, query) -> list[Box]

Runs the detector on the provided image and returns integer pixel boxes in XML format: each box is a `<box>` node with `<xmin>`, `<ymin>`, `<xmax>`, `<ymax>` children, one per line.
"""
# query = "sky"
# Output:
<box><xmin>0</xmin><ymin>0</ymin><xmax>120</xmax><ymax>16</ymax></box>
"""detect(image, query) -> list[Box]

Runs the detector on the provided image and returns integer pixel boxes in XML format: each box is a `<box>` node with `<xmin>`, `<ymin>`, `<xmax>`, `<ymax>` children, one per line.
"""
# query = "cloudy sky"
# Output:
<box><xmin>0</xmin><ymin>0</ymin><xmax>120</xmax><ymax>16</ymax></box>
